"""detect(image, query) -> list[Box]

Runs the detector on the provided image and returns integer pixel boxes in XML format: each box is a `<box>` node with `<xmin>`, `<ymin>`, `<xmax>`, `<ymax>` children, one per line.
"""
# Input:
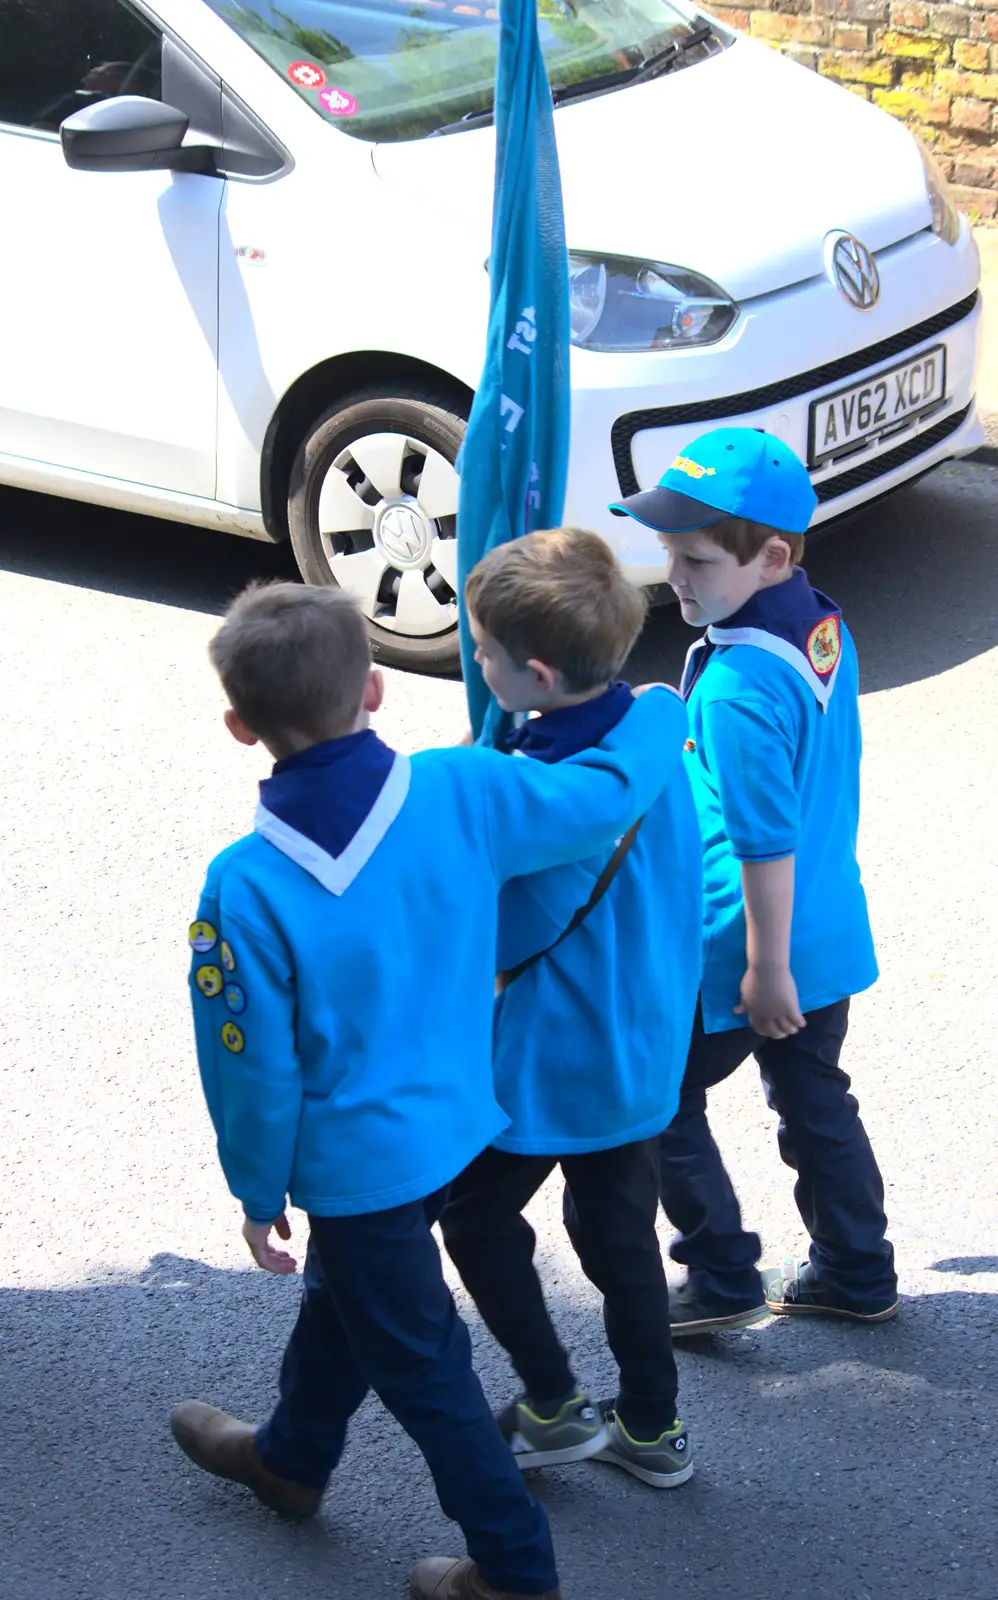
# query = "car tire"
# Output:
<box><xmin>288</xmin><ymin>385</ymin><xmax>467</xmax><ymax>673</ymax></box>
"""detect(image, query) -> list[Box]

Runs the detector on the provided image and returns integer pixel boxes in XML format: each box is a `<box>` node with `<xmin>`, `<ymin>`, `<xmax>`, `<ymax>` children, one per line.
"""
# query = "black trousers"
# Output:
<box><xmin>658</xmin><ymin>999</ymin><xmax>897</xmax><ymax>1311</ymax></box>
<box><xmin>441</xmin><ymin>1139</ymin><xmax>679</xmax><ymax>1438</ymax></box>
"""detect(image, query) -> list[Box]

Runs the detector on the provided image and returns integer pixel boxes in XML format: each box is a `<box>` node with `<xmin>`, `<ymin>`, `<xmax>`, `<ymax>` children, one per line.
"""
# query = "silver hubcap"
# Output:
<box><xmin>316</xmin><ymin>430</ymin><xmax>460</xmax><ymax>638</ymax></box>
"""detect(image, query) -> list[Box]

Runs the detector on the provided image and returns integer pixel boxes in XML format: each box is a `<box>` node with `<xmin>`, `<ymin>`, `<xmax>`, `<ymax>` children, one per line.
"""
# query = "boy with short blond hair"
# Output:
<box><xmin>610</xmin><ymin>427</ymin><xmax>897</xmax><ymax>1333</ymax></box>
<box><xmin>170</xmin><ymin>579</ymin><xmax>683</xmax><ymax>1600</ymax></box>
<box><xmin>465</xmin><ymin>526</ymin><xmax>645</xmax><ymax>694</ymax></box>
<box><xmin>443</xmin><ymin>528</ymin><xmax>703</xmax><ymax>1490</ymax></box>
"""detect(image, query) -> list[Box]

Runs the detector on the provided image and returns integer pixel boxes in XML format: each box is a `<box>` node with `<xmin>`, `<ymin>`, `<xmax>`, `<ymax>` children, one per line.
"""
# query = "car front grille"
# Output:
<box><xmin>814</xmin><ymin>401</ymin><xmax>971</xmax><ymax>503</ymax></box>
<box><xmin>610</xmin><ymin>290</ymin><xmax>979</xmax><ymax>496</ymax></box>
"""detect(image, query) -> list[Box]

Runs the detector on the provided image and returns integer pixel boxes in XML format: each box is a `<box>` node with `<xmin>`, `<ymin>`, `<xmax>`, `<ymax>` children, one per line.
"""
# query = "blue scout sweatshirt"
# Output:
<box><xmin>188</xmin><ymin>691</ymin><xmax>679</xmax><ymax>1222</ymax></box>
<box><xmin>490</xmin><ymin>683</ymin><xmax>703</xmax><ymax>1155</ymax></box>
<box><xmin>682</xmin><ymin>568</ymin><xmax>878</xmax><ymax>1034</ymax></box>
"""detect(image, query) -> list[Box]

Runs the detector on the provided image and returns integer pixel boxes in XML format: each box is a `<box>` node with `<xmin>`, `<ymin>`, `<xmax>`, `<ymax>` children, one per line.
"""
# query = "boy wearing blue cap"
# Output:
<box><xmin>169</xmin><ymin>581</ymin><xmax>682</xmax><ymax>1600</ymax></box>
<box><xmin>442</xmin><ymin>529</ymin><xmax>702</xmax><ymax>1491</ymax></box>
<box><xmin>611</xmin><ymin>429</ymin><xmax>898</xmax><ymax>1333</ymax></box>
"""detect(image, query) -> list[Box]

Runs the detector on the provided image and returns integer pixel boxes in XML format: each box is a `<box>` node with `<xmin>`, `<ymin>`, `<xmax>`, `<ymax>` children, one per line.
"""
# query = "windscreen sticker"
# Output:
<box><xmin>318</xmin><ymin>87</ymin><xmax>358</xmax><ymax>117</ymax></box>
<box><xmin>288</xmin><ymin>61</ymin><xmax>327</xmax><ymax>90</ymax></box>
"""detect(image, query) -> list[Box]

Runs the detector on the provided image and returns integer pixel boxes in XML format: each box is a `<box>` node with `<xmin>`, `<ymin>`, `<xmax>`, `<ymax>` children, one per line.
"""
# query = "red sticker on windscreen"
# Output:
<box><xmin>288</xmin><ymin>61</ymin><xmax>327</xmax><ymax>90</ymax></box>
<box><xmin>318</xmin><ymin>87</ymin><xmax>358</xmax><ymax>116</ymax></box>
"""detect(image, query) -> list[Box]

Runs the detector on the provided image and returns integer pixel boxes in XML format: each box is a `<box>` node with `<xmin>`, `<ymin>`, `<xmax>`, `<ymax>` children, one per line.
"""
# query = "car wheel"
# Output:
<box><xmin>288</xmin><ymin>386</ymin><xmax>466</xmax><ymax>672</ymax></box>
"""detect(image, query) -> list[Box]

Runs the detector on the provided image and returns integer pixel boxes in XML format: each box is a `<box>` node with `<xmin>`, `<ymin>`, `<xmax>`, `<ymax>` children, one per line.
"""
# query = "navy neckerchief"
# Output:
<box><xmin>258</xmin><ymin>729</ymin><xmax>398</xmax><ymax>860</ymax></box>
<box><xmin>502</xmin><ymin>682</ymin><xmax>633</xmax><ymax>764</ymax></box>
<box><xmin>680</xmin><ymin>569</ymin><xmax>843</xmax><ymax>711</ymax></box>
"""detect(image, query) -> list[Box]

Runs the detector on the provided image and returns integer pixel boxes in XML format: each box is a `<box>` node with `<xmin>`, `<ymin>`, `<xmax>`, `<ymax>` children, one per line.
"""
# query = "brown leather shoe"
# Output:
<box><xmin>169</xmin><ymin>1400</ymin><xmax>322</xmax><ymax>1520</ymax></box>
<box><xmin>410</xmin><ymin>1556</ymin><xmax>562</xmax><ymax>1599</ymax></box>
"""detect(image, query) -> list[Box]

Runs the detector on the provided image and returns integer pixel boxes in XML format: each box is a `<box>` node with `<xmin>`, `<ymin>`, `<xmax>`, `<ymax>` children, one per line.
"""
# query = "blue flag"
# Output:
<box><xmin>457</xmin><ymin>0</ymin><xmax>570</xmax><ymax>744</ymax></box>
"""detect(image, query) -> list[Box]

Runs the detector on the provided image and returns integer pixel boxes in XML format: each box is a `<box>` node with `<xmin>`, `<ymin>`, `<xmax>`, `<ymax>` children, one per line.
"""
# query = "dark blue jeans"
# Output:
<box><xmin>255</xmin><ymin>1191</ymin><xmax>558</xmax><ymax>1596</ymax></box>
<box><xmin>658</xmin><ymin>999</ymin><xmax>897</xmax><ymax>1311</ymax></box>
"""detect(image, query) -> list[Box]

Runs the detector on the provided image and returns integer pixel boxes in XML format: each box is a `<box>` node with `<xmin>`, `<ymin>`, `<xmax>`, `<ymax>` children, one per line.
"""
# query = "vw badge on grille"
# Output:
<box><xmin>828</xmin><ymin>233</ymin><xmax>880</xmax><ymax>311</ymax></box>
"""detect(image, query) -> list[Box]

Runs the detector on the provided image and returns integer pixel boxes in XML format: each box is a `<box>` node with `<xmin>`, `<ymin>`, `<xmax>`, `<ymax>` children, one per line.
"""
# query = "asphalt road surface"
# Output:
<box><xmin>1</xmin><ymin>464</ymin><xmax>996</xmax><ymax>1600</ymax></box>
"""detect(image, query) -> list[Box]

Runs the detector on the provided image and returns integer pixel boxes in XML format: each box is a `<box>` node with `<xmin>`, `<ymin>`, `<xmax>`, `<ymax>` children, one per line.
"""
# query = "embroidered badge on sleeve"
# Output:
<box><xmin>221</xmin><ymin>1022</ymin><xmax>245</xmax><ymax>1054</ymax></box>
<box><xmin>195</xmin><ymin>965</ymin><xmax>224</xmax><ymax>998</ymax></box>
<box><xmin>223</xmin><ymin>984</ymin><xmax>247</xmax><ymax>1015</ymax></box>
<box><xmin>189</xmin><ymin>920</ymin><xmax>217</xmax><ymax>953</ymax></box>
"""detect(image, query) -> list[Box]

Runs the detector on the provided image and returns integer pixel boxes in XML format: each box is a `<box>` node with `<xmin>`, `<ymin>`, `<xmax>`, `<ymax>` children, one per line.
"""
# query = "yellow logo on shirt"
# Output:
<box><xmin>670</xmin><ymin>455</ymin><xmax>716</xmax><ymax>481</ymax></box>
<box><xmin>188</xmin><ymin>920</ymin><xmax>217</xmax><ymax>954</ymax></box>
<box><xmin>220</xmin><ymin>940</ymin><xmax>236</xmax><ymax>973</ymax></box>
<box><xmin>807</xmin><ymin>616</ymin><xmax>841</xmax><ymax>677</ymax></box>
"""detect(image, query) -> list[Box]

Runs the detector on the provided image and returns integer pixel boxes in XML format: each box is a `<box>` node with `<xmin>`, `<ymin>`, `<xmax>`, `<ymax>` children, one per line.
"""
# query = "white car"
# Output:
<box><xmin>1</xmin><ymin>0</ymin><xmax>982</xmax><ymax>670</ymax></box>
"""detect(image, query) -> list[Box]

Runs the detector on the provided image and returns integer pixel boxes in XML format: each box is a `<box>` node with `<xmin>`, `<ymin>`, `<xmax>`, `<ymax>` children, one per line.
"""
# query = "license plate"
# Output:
<box><xmin>808</xmin><ymin>346</ymin><xmax>946</xmax><ymax>467</ymax></box>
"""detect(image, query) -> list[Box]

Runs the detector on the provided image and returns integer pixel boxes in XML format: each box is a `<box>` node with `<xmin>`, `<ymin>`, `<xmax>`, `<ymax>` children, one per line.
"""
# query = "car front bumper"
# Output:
<box><xmin>565</xmin><ymin>226</ymin><xmax>983</xmax><ymax>585</ymax></box>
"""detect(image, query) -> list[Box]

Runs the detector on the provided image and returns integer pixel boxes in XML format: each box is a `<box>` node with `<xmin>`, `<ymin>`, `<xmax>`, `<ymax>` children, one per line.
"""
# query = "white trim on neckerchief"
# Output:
<box><xmin>705</xmin><ymin>625</ymin><xmax>841</xmax><ymax>711</ymax></box>
<box><xmin>680</xmin><ymin>636</ymin><xmax>710</xmax><ymax>700</ymax></box>
<box><xmin>253</xmin><ymin>753</ymin><xmax>411</xmax><ymax>896</ymax></box>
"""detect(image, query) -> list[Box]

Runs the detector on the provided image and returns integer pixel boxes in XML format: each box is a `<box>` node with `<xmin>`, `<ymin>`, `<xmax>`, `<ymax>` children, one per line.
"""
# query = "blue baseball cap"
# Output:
<box><xmin>609</xmin><ymin>428</ymin><xmax>817</xmax><ymax>535</ymax></box>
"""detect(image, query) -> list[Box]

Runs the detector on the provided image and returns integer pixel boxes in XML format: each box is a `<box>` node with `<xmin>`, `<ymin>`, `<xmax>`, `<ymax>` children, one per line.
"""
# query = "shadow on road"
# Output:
<box><xmin>1</xmin><ymin>1254</ymin><xmax>994</xmax><ymax>1600</ymax></box>
<box><xmin>930</xmin><ymin>1255</ymin><xmax>998</xmax><ymax>1274</ymax></box>
<box><xmin>3</xmin><ymin>460</ymin><xmax>998</xmax><ymax>697</ymax></box>
<box><xmin>0</xmin><ymin>486</ymin><xmax>298</xmax><ymax>615</ymax></box>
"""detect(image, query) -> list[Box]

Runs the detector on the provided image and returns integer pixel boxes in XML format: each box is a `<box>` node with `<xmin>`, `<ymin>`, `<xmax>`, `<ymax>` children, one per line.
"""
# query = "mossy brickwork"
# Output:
<box><xmin>712</xmin><ymin>0</ymin><xmax>998</xmax><ymax>219</ymax></box>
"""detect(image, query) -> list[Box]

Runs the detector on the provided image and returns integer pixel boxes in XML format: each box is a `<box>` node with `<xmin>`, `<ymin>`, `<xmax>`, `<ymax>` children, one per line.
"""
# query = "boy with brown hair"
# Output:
<box><xmin>610</xmin><ymin>427</ymin><xmax>897</xmax><ymax>1334</ymax></box>
<box><xmin>169</xmin><ymin>579</ymin><xmax>684</xmax><ymax>1600</ymax></box>
<box><xmin>442</xmin><ymin>529</ymin><xmax>703</xmax><ymax>1491</ymax></box>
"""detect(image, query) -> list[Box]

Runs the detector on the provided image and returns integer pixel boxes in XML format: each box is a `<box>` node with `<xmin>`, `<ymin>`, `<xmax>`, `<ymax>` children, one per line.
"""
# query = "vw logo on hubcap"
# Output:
<box><xmin>827</xmin><ymin>232</ymin><xmax>880</xmax><ymax>311</ymax></box>
<box><xmin>376</xmin><ymin>502</ymin><xmax>430</xmax><ymax>569</ymax></box>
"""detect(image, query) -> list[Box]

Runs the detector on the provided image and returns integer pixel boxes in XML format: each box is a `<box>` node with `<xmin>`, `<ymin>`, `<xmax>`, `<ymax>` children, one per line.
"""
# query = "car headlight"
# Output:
<box><xmin>917</xmin><ymin>139</ymin><xmax>960</xmax><ymax>245</ymax></box>
<box><xmin>568</xmin><ymin>252</ymin><xmax>737</xmax><ymax>352</ymax></box>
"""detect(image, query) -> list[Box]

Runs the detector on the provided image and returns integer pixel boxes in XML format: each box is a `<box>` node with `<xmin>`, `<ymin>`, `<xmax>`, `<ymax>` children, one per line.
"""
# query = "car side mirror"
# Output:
<box><xmin>60</xmin><ymin>95</ymin><xmax>215</xmax><ymax>174</ymax></box>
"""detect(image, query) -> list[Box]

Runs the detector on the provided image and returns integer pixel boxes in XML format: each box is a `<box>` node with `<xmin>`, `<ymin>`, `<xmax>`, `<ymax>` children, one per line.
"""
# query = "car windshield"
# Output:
<box><xmin>204</xmin><ymin>0</ymin><xmax>723</xmax><ymax>143</ymax></box>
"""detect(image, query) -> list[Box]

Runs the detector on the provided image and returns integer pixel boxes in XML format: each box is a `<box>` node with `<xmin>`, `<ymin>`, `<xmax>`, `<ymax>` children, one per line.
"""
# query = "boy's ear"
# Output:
<box><xmin>525</xmin><ymin>658</ymin><xmax>558</xmax><ymax>694</ymax></box>
<box><xmin>224</xmin><ymin>707</ymin><xmax>259</xmax><ymax>747</ymax></box>
<box><xmin>362</xmin><ymin>667</ymin><xmax>385</xmax><ymax>715</ymax></box>
<box><xmin>761</xmin><ymin>535</ymin><xmax>794</xmax><ymax>579</ymax></box>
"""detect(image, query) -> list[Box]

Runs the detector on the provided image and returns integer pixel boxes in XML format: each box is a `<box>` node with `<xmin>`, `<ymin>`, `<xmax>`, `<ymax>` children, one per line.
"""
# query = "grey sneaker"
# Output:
<box><xmin>593</xmin><ymin>1405</ymin><xmax>693</xmax><ymax>1489</ymax></box>
<box><xmin>762</xmin><ymin>1259</ymin><xmax>899</xmax><ymax>1322</ymax></box>
<box><xmin>670</xmin><ymin>1280</ymin><xmax>768</xmax><ymax>1337</ymax></box>
<box><xmin>496</xmin><ymin>1392</ymin><xmax>609</xmax><ymax>1469</ymax></box>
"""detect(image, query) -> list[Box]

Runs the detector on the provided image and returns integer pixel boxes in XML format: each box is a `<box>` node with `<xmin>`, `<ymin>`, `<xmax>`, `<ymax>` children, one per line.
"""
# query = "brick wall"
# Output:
<box><xmin>709</xmin><ymin>0</ymin><xmax>998</xmax><ymax>220</ymax></box>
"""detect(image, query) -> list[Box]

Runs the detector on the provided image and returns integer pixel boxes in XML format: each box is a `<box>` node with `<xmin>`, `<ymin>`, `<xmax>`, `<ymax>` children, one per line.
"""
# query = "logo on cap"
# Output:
<box><xmin>670</xmin><ymin>455</ymin><xmax>717</xmax><ymax>481</ymax></box>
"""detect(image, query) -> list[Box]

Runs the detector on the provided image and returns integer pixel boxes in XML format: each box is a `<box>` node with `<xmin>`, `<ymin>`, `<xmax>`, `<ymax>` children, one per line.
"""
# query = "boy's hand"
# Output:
<box><xmin>736</xmin><ymin>964</ymin><xmax>806</xmax><ymax>1040</ymax></box>
<box><xmin>242</xmin><ymin>1212</ymin><xmax>298</xmax><ymax>1275</ymax></box>
<box><xmin>738</xmin><ymin>859</ymin><xmax>801</xmax><ymax>1038</ymax></box>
